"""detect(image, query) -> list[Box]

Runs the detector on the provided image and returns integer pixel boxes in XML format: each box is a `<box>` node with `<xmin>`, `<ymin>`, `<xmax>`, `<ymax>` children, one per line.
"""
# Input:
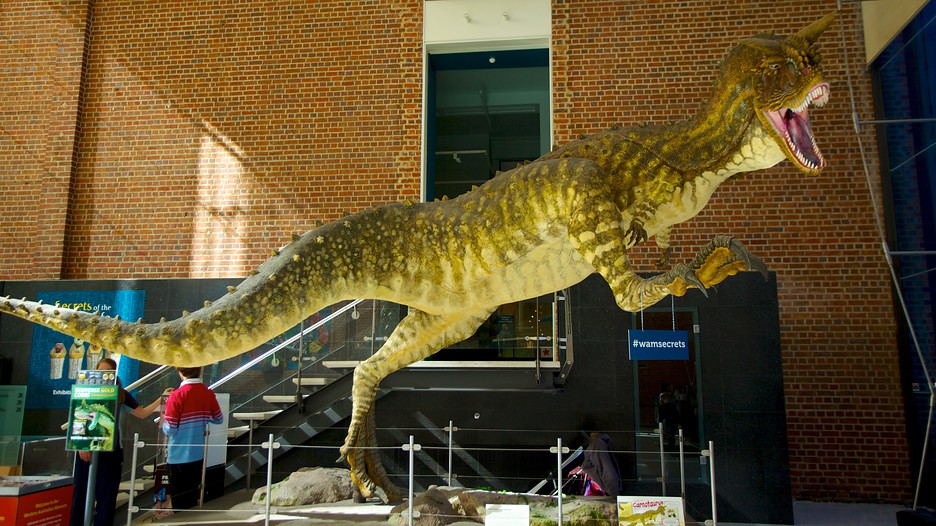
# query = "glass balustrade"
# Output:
<box><xmin>111</xmin><ymin>293</ymin><xmax>570</xmax><ymax>492</ymax></box>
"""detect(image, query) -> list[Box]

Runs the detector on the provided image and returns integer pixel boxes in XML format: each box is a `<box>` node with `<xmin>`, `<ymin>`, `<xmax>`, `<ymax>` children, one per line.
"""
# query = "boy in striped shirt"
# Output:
<box><xmin>162</xmin><ymin>366</ymin><xmax>224</xmax><ymax>509</ymax></box>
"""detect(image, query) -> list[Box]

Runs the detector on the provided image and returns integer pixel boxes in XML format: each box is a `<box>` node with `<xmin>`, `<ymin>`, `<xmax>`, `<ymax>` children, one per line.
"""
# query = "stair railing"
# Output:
<box><xmin>208</xmin><ymin>299</ymin><xmax>364</xmax><ymax>391</ymax></box>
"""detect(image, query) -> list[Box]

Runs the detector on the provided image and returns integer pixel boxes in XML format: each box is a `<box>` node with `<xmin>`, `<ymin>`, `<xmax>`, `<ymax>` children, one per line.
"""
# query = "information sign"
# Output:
<box><xmin>628</xmin><ymin>330</ymin><xmax>690</xmax><ymax>361</ymax></box>
<box><xmin>65</xmin><ymin>370</ymin><xmax>118</xmax><ymax>452</ymax></box>
<box><xmin>0</xmin><ymin>386</ymin><xmax>26</xmax><ymax>466</ymax></box>
<box><xmin>485</xmin><ymin>503</ymin><xmax>530</xmax><ymax>525</ymax></box>
<box><xmin>617</xmin><ymin>495</ymin><xmax>685</xmax><ymax>526</ymax></box>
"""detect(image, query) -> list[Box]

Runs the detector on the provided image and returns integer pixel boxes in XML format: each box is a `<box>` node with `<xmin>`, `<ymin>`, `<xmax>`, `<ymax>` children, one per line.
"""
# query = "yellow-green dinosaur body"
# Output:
<box><xmin>0</xmin><ymin>13</ymin><xmax>836</xmax><ymax>501</ymax></box>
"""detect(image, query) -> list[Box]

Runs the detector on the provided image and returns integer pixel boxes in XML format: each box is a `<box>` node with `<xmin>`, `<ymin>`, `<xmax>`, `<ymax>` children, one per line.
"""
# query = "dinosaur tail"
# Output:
<box><xmin>0</xmin><ymin>230</ymin><xmax>345</xmax><ymax>367</ymax></box>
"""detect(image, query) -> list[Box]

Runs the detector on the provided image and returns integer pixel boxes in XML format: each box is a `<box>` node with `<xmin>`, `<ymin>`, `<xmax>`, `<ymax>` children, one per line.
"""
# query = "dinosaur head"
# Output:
<box><xmin>728</xmin><ymin>12</ymin><xmax>836</xmax><ymax>176</ymax></box>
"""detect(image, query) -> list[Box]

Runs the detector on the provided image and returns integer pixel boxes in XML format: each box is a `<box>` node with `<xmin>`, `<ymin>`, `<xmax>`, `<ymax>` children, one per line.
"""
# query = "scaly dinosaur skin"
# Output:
<box><xmin>0</xmin><ymin>13</ymin><xmax>835</xmax><ymax>501</ymax></box>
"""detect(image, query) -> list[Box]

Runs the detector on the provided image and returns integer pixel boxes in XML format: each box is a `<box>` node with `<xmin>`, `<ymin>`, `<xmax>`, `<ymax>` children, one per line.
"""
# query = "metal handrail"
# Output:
<box><xmin>125</xmin><ymin>364</ymin><xmax>171</xmax><ymax>392</ymax></box>
<box><xmin>209</xmin><ymin>299</ymin><xmax>364</xmax><ymax>391</ymax></box>
<box><xmin>122</xmin><ymin>299</ymin><xmax>365</xmax><ymax>393</ymax></box>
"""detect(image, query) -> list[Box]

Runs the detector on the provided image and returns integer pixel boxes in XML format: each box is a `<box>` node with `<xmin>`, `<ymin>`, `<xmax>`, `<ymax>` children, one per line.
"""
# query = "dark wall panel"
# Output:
<box><xmin>0</xmin><ymin>271</ymin><xmax>789</xmax><ymax>522</ymax></box>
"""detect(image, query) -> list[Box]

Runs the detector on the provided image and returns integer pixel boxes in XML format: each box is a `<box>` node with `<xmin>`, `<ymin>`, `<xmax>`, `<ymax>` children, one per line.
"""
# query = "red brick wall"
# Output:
<box><xmin>0</xmin><ymin>0</ymin><xmax>909</xmax><ymax>502</ymax></box>
<box><xmin>552</xmin><ymin>1</ymin><xmax>907</xmax><ymax>502</ymax></box>
<box><xmin>0</xmin><ymin>1</ymin><xmax>93</xmax><ymax>279</ymax></box>
<box><xmin>48</xmin><ymin>0</ymin><xmax>422</xmax><ymax>278</ymax></box>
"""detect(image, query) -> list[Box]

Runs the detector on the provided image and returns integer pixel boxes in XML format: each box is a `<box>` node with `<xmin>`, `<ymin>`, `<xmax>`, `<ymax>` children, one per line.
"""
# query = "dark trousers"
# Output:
<box><xmin>168</xmin><ymin>460</ymin><xmax>204</xmax><ymax>509</ymax></box>
<box><xmin>70</xmin><ymin>450</ymin><xmax>123</xmax><ymax>526</ymax></box>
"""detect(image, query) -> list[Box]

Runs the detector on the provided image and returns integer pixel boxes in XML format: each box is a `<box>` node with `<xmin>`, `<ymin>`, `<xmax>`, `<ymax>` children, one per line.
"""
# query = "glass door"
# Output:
<box><xmin>631</xmin><ymin>307</ymin><xmax>704</xmax><ymax>488</ymax></box>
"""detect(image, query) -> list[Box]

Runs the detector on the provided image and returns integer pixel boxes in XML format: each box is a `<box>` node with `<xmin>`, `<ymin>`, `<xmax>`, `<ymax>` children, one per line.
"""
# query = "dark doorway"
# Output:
<box><xmin>632</xmin><ymin>308</ymin><xmax>702</xmax><ymax>444</ymax></box>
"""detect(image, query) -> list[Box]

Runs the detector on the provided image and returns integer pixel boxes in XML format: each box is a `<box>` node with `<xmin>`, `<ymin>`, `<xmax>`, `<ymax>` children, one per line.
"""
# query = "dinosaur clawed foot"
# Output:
<box><xmin>625</xmin><ymin>235</ymin><xmax>767</xmax><ymax>311</ymax></box>
<box><xmin>655</xmin><ymin>246</ymin><xmax>672</xmax><ymax>268</ymax></box>
<box><xmin>625</xmin><ymin>222</ymin><xmax>649</xmax><ymax>246</ymax></box>
<box><xmin>644</xmin><ymin>263</ymin><xmax>705</xmax><ymax>299</ymax></box>
<box><xmin>609</xmin><ymin>236</ymin><xmax>767</xmax><ymax>312</ymax></box>
<box><xmin>689</xmin><ymin>235</ymin><xmax>767</xmax><ymax>287</ymax></box>
<box><xmin>337</xmin><ymin>409</ymin><xmax>404</xmax><ymax>504</ymax></box>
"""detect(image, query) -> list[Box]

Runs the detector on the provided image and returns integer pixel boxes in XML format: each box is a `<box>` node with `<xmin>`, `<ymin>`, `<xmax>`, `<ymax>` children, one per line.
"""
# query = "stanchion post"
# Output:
<box><xmin>678</xmin><ymin>428</ymin><xmax>685</xmax><ymax>498</ymax></box>
<box><xmin>445</xmin><ymin>420</ymin><xmax>457</xmax><ymax>486</ymax></box>
<box><xmin>658</xmin><ymin>422</ymin><xmax>666</xmax><ymax>495</ymax></box>
<box><xmin>125</xmin><ymin>433</ymin><xmax>141</xmax><ymax>526</ymax></box>
<box><xmin>402</xmin><ymin>435</ymin><xmax>421</xmax><ymax>526</ymax></box>
<box><xmin>703</xmin><ymin>440</ymin><xmax>717</xmax><ymax>526</ymax></box>
<box><xmin>247</xmin><ymin>421</ymin><xmax>254</xmax><ymax>489</ymax></box>
<box><xmin>84</xmin><ymin>451</ymin><xmax>99</xmax><ymax>526</ymax></box>
<box><xmin>554</xmin><ymin>437</ymin><xmax>565</xmax><ymax>526</ymax></box>
<box><xmin>262</xmin><ymin>433</ymin><xmax>280</xmax><ymax>526</ymax></box>
<box><xmin>409</xmin><ymin>435</ymin><xmax>415</xmax><ymax>526</ymax></box>
<box><xmin>199</xmin><ymin>430</ymin><xmax>209</xmax><ymax>507</ymax></box>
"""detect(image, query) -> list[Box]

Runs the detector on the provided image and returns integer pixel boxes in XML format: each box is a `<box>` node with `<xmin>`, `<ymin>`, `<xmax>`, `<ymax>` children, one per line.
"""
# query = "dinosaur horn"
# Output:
<box><xmin>742</xmin><ymin>37</ymin><xmax>781</xmax><ymax>53</ymax></box>
<box><xmin>797</xmin><ymin>11</ymin><xmax>838</xmax><ymax>44</ymax></box>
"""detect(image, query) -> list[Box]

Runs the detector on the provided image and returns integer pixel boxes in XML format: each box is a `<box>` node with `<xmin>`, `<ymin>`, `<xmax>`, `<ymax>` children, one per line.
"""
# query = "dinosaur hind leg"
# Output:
<box><xmin>339</xmin><ymin>308</ymin><xmax>495</xmax><ymax>502</ymax></box>
<box><xmin>344</xmin><ymin>407</ymin><xmax>403</xmax><ymax>503</ymax></box>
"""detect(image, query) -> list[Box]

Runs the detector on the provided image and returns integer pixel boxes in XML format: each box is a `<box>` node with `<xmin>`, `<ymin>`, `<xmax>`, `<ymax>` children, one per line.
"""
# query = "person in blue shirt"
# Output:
<box><xmin>162</xmin><ymin>366</ymin><xmax>224</xmax><ymax>509</ymax></box>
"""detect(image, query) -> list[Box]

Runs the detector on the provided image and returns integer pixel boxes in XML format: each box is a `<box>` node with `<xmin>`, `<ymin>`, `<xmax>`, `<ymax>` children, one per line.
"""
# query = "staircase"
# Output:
<box><xmin>120</xmin><ymin>292</ymin><xmax>572</xmax><ymax>499</ymax></box>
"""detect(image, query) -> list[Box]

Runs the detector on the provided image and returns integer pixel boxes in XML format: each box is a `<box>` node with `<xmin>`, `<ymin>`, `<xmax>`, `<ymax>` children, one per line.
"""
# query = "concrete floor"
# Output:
<box><xmin>126</xmin><ymin>490</ymin><xmax>918</xmax><ymax>525</ymax></box>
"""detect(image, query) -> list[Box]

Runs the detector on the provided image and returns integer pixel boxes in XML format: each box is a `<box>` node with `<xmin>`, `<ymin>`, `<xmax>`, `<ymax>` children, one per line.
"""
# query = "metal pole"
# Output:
<box><xmin>556</xmin><ymin>437</ymin><xmax>563</xmax><ymax>526</ymax></box>
<box><xmin>658</xmin><ymin>422</ymin><xmax>666</xmax><ymax>495</ymax></box>
<box><xmin>296</xmin><ymin>319</ymin><xmax>304</xmax><ymax>408</ymax></box>
<box><xmin>860</xmin><ymin>117</ymin><xmax>936</xmax><ymax>125</ymax></box>
<box><xmin>20</xmin><ymin>441</ymin><xmax>26</xmax><ymax>476</ymax></box>
<box><xmin>447</xmin><ymin>421</ymin><xmax>454</xmax><ymax>486</ymax></box>
<box><xmin>883</xmin><ymin>242</ymin><xmax>936</xmax><ymax>510</ymax></box>
<box><xmin>552</xmin><ymin>292</ymin><xmax>559</xmax><ymax>361</ymax></box>
<box><xmin>246</xmin><ymin>422</ymin><xmax>254</xmax><ymax>490</ymax></box>
<box><xmin>707</xmin><ymin>441</ymin><xmax>717</xmax><ymax>526</ymax></box>
<box><xmin>264</xmin><ymin>434</ymin><xmax>276</xmax><ymax>526</ymax></box>
<box><xmin>199</xmin><ymin>430</ymin><xmax>209</xmax><ymax>508</ymax></box>
<box><xmin>408</xmin><ymin>435</ymin><xmax>415</xmax><ymax>526</ymax></box>
<box><xmin>125</xmin><ymin>433</ymin><xmax>141</xmax><ymax>526</ymax></box>
<box><xmin>84</xmin><ymin>451</ymin><xmax>99</xmax><ymax>526</ymax></box>
<box><xmin>678</xmin><ymin>428</ymin><xmax>685</xmax><ymax>498</ymax></box>
<box><xmin>370</xmin><ymin>300</ymin><xmax>378</xmax><ymax>356</ymax></box>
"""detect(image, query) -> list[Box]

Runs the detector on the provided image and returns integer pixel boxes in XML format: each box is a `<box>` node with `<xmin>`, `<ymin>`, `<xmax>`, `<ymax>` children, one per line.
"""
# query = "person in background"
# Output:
<box><xmin>70</xmin><ymin>357</ymin><xmax>170</xmax><ymax>526</ymax></box>
<box><xmin>162</xmin><ymin>366</ymin><xmax>223</xmax><ymax>509</ymax></box>
<box><xmin>657</xmin><ymin>391</ymin><xmax>681</xmax><ymax>450</ymax></box>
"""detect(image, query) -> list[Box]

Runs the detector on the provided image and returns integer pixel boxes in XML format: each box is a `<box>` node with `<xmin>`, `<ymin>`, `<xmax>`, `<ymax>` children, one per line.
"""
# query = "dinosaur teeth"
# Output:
<box><xmin>790</xmin><ymin>83</ymin><xmax>830</xmax><ymax>115</ymax></box>
<box><xmin>807</xmin><ymin>83</ymin><xmax>830</xmax><ymax>107</ymax></box>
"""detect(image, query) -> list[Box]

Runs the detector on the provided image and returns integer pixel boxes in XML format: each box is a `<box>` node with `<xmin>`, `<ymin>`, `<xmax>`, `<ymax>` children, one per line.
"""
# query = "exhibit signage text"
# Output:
<box><xmin>628</xmin><ymin>329</ymin><xmax>690</xmax><ymax>360</ymax></box>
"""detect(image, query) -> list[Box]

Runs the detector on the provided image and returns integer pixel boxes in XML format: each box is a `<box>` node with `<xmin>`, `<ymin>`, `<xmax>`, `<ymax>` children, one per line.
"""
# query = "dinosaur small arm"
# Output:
<box><xmin>0</xmin><ymin>13</ymin><xmax>836</xmax><ymax>501</ymax></box>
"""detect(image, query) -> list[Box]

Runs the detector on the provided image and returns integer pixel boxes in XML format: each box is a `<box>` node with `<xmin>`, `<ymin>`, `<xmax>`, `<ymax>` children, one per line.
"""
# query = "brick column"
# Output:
<box><xmin>34</xmin><ymin>0</ymin><xmax>93</xmax><ymax>279</ymax></box>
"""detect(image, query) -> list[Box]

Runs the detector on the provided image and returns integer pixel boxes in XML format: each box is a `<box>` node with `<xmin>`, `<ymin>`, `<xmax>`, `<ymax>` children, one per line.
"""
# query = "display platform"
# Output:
<box><xmin>0</xmin><ymin>476</ymin><xmax>73</xmax><ymax>525</ymax></box>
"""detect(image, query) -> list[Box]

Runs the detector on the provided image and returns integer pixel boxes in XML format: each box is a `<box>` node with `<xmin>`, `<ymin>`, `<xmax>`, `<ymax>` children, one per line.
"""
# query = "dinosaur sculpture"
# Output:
<box><xmin>0</xmin><ymin>13</ymin><xmax>836</xmax><ymax>501</ymax></box>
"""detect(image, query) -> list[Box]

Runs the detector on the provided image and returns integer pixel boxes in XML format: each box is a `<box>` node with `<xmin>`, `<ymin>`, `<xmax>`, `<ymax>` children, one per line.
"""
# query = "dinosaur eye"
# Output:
<box><xmin>769</xmin><ymin>63</ymin><xmax>780</xmax><ymax>71</ymax></box>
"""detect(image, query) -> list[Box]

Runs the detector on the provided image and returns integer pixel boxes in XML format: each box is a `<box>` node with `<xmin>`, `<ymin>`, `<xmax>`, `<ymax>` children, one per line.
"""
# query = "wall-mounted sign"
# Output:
<box><xmin>26</xmin><ymin>289</ymin><xmax>145</xmax><ymax>410</ymax></box>
<box><xmin>628</xmin><ymin>330</ymin><xmax>689</xmax><ymax>361</ymax></box>
<box><xmin>0</xmin><ymin>386</ymin><xmax>26</xmax><ymax>466</ymax></box>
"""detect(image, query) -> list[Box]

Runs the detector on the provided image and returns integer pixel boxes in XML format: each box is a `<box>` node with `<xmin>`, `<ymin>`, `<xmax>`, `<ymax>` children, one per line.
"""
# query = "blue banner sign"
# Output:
<box><xmin>628</xmin><ymin>329</ymin><xmax>690</xmax><ymax>360</ymax></box>
<box><xmin>27</xmin><ymin>289</ymin><xmax>145</xmax><ymax>410</ymax></box>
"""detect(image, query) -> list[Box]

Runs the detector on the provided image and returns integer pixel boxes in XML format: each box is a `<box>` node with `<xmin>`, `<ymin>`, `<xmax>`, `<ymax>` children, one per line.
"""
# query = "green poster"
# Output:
<box><xmin>66</xmin><ymin>371</ymin><xmax>118</xmax><ymax>452</ymax></box>
<box><xmin>0</xmin><ymin>385</ymin><xmax>27</xmax><ymax>465</ymax></box>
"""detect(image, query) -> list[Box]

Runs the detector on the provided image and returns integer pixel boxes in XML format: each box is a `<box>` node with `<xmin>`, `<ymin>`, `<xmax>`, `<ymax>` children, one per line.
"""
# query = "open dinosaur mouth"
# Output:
<box><xmin>764</xmin><ymin>83</ymin><xmax>829</xmax><ymax>172</ymax></box>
